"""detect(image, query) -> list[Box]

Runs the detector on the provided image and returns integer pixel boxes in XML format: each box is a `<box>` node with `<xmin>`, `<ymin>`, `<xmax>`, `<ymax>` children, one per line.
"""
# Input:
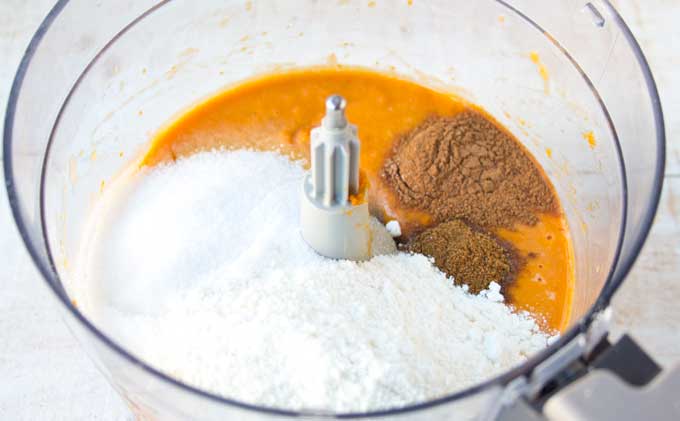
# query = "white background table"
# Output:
<box><xmin>1</xmin><ymin>1</ymin><xmax>678</xmax><ymax>419</ymax></box>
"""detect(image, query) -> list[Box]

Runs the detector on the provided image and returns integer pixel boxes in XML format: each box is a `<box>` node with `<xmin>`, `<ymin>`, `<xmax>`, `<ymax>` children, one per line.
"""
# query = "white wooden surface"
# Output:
<box><xmin>0</xmin><ymin>1</ymin><xmax>678</xmax><ymax>419</ymax></box>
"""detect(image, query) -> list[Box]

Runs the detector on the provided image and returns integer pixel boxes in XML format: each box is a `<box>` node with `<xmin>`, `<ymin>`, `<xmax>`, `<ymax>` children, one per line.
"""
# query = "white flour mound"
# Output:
<box><xmin>72</xmin><ymin>149</ymin><xmax>551</xmax><ymax>413</ymax></box>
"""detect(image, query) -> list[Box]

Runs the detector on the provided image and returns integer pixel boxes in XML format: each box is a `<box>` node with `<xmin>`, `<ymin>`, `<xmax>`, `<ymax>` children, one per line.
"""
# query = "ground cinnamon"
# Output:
<box><xmin>381</xmin><ymin>110</ymin><xmax>557</xmax><ymax>230</ymax></box>
<box><xmin>406</xmin><ymin>219</ymin><xmax>516</xmax><ymax>293</ymax></box>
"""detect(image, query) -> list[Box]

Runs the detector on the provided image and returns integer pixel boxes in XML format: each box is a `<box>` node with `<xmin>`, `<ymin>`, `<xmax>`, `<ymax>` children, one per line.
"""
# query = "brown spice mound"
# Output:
<box><xmin>406</xmin><ymin>219</ymin><xmax>515</xmax><ymax>293</ymax></box>
<box><xmin>381</xmin><ymin>110</ymin><xmax>557</xmax><ymax>229</ymax></box>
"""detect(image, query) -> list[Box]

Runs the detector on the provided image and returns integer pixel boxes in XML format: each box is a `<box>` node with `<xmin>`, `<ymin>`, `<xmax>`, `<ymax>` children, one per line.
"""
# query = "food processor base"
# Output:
<box><xmin>493</xmin><ymin>327</ymin><xmax>679</xmax><ymax>421</ymax></box>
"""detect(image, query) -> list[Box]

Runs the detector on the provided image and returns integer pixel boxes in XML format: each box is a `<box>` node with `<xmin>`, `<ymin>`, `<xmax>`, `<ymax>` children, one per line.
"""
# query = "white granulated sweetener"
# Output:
<box><xmin>71</xmin><ymin>149</ymin><xmax>552</xmax><ymax>413</ymax></box>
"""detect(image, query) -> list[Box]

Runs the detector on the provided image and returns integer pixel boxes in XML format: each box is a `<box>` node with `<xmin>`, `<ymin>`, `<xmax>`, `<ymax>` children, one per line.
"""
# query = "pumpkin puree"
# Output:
<box><xmin>141</xmin><ymin>68</ymin><xmax>573</xmax><ymax>332</ymax></box>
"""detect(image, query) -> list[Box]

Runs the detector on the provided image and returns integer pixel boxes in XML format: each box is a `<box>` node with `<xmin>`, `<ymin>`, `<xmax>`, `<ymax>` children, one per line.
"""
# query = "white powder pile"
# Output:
<box><xmin>73</xmin><ymin>149</ymin><xmax>552</xmax><ymax>413</ymax></box>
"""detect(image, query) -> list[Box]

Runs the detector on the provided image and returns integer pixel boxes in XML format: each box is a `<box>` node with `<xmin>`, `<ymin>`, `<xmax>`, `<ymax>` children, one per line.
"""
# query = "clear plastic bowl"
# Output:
<box><xmin>4</xmin><ymin>0</ymin><xmax>664</xmax><ymax>419</ymax></box>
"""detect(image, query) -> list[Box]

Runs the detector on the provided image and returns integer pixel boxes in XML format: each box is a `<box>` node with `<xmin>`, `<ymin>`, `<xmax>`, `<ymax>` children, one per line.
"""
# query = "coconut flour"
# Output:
<box><xmin>72</xmin><ymin>149</ymin><xmax>553</xmax><ymax>412</ymax></box>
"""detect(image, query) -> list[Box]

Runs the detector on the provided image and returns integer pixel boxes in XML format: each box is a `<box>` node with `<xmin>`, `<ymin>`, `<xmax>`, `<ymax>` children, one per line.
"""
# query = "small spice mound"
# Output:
<box><xmin>381</xmin><ymin>110</ymin><xmax>557</xmax><ymax>229</ymax></box>
<box><xmin>406</xmin><ymin>220</ymin><xmax>514</xmax><ymax>293</ymax></box>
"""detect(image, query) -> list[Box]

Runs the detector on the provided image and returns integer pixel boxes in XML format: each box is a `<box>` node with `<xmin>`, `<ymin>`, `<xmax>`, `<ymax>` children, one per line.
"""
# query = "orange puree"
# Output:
<box><xmin>141</xmin><ymin>67</ymin><xmax>573</xmax><ymax>332</ymax></box>
<box><xmin>498</xmin><ymin>215</ymin><xmax>573</xmax><ymax>331</ymax></box>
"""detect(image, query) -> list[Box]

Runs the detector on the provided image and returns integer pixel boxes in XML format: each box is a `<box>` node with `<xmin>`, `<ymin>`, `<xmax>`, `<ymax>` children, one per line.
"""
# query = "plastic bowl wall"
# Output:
<box><xmin>4</xmin><ymin>0</ymin><xmax>664</xmax><ymax>419</ymax></box>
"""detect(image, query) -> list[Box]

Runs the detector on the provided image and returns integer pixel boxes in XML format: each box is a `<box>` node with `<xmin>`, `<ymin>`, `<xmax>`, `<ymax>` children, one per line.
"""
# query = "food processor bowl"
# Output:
<box><xmin>4</xmin><ymin>0</ymin><xmax>664</xmax><ymax>419</ymax></box>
